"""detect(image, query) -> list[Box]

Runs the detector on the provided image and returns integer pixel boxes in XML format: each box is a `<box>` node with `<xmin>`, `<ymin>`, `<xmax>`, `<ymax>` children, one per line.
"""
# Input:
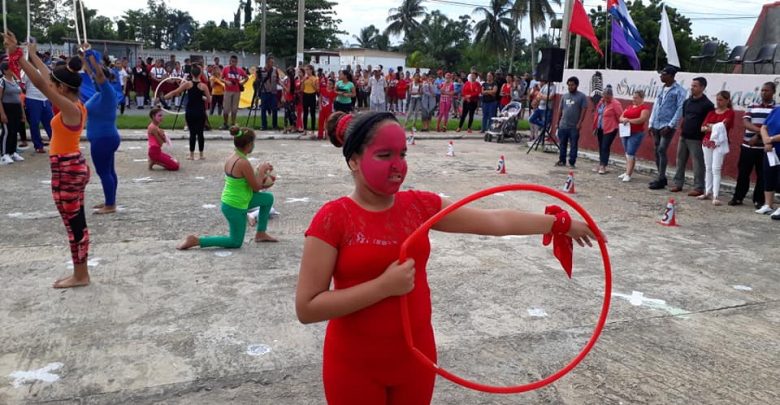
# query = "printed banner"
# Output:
<box><xmin>560</xmin><ymin>69</ymin><xmax>780</xmax><ymax>111</ymax></box>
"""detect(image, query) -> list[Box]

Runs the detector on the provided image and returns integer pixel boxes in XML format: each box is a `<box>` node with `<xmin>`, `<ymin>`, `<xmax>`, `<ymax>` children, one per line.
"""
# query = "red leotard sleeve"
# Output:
<box><xmin>305</xmin><ymin>199</ymin><xmax>347</xmax><ymax>248</ymax></box>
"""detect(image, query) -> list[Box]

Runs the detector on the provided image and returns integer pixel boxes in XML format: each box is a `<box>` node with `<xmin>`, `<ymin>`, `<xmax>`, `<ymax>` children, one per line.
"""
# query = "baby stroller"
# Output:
<box><xmin>485</xmin><ymin>101</ymin><xmax>522</xmax><ymax>143</ymax></box>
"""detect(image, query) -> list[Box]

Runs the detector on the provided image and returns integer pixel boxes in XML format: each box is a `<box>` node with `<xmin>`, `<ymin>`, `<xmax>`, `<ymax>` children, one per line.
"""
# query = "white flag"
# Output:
<box><xmin>659</xmin><ymin>5</ymin><xmax>680</xmax><ymax>68</ymax></box>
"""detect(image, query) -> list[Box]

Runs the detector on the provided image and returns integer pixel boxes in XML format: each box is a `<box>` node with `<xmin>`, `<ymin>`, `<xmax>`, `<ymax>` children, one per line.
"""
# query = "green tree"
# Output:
<box><xmin>385</xmin><ymin>0</ymin><xmax>427</xmax><ymax>40</ymax></box>
<box><xmin>404</xmin><ymin>11</ymin><xmax>473</xmax><ymax>69</ymax></box>
<box><xmin>524</xmin><ymin>0</ymin><xmax>561</xmax><ymax>67</ymax></box>
<box><xmin>238</xmin><ymin>0</ymin><xmax>343</xmax><ymax>62</ymax></box>
<box><xmin>353</xmin><ymin>25</ymin><xmax>389</xmax><ymax>49</ymax></box>
<box><xmin>473</xmin><ymin>0</ymin><xmax>513</xmax><ymax>56</ymax></box>
<box><xmin>507</xmin><ymin>0</ymin><xmax>528</xmax><ymax>73</ymax></box>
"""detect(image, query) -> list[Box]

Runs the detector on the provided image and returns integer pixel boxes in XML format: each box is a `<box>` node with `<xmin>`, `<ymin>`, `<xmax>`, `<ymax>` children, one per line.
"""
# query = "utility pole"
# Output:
<box><xmin>560</xmin><ymin>0</ymin><xmax>574</xmax><ymax>69</ymax></box>
<box><xmin>296</xmin><ymin>0</ymin><xmax>305</xmax><ymax>66</ymax></box>
<box><xmin>260</xmin><ymin>0</ymin><xmax>267</xmax><ymax>65</ymax></box>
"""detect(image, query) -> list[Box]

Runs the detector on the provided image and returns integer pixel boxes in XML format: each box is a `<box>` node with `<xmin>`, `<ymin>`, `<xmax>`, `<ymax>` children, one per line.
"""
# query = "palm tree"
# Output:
<box><xmin>525</xmin><ymin>0</ymin><xmax>562</xmax><ymax>67</ymax></box>
<box><xmin>353</xmin><ymin>25</ymin><xmax>381</xmax><ymax>48</ymax></box>
<box><xmin>473</xmin><ymin>0</ymin><xmax>513</xmax><ymax>57</ymax></box>
<box><xmin>507</xmin><ymin>0</ymin><xmax>529</xmax><ymax>72</ymax></box>
<box><xmin>386</xmin><ymin>0</ymin><xmax>427</xmax><ymax>39</ymax></box>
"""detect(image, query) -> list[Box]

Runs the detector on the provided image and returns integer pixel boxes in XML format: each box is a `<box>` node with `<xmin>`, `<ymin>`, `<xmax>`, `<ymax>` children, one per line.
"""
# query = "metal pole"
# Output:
<box><xmin>26</xmin><ymin>0</ymin><xmax>30</xmax><ymax>42</ymax></box>
<box><xmin>2</xmin><ymin>0</ymin><xmax>7</xmax><ymax>34</ymax></box>
<box><xmin>561</xmin><ymin>0</ymin><xmax>574</xmax><ymax>69</ymax></box>
<box><xmin>296</xmin><ymin>0</ymin><xmax>305</xmax><ymax>66</ymax></box>
<box><xmin>574</xmin><ymin>35</ymin><xmax>582</xmax><ymax>69</ymax></box>
<box><xmin>260</xmin><ymin>0</ymin><xmax>267</xmax><ymax>62</ymax></box>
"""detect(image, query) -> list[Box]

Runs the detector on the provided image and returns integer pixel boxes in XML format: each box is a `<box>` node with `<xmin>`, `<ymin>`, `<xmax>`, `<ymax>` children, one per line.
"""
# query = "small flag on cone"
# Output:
<box><xmin>562</xmin><ymin>171</ymin><xmax>576</xmax><ymax>194</ymax></box>
<box><xmin>497</xmin><ymin>155</ymin><xmax>506</xmax><ymax>174</ymax></box>
<box><xmin>658</xmin><ymin>198</ymin><xmax>679</xmax><ymax>226</ymax></box>
<box><xmin>446</xmin><ymin>141</ymin><xmax>455</xmax><ymax>157</ymax></box>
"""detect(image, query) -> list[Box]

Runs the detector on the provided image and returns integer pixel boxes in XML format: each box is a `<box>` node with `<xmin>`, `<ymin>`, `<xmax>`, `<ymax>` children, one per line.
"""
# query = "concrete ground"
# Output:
<box><xmin>1</xmin><ymin>133</ymin><xmax>778</xmax><ymax>405</ymax></box>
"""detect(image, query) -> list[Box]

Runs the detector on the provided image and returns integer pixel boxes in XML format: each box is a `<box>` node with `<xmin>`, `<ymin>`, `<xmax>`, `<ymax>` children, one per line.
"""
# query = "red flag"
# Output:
<box><xmin>569</xmin><ymin>0</ymin><xmax>603</xmax><ymax>56</ymax></box>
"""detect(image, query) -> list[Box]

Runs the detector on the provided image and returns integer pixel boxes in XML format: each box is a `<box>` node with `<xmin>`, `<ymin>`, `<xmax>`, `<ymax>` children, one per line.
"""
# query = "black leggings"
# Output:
<box><xmin>186</xmin><ymin>112</ymin><xmax>205</xmax><ymax>152</ymax></box>
<box><xmin>1</xmin><ymin>102</ymin><xmax>23</xmax><ymax>155</ymax></box>
<box><xmin>459</xmin><ymin>101</ymin><xmax>477</xmax><ymax>130</ymax></box>
<box><xmin>303</xmin><ymin>93</ymin><xmax>317</xmax><ymax>131</ymax></box>
<box><xmin>210</xmin><ymin>95</ymin><xmax>224</xmax><ymax>115</ymax></box>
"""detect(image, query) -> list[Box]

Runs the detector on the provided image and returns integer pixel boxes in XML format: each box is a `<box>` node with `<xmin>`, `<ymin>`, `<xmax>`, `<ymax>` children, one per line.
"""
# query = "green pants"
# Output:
<box><xmin>199</xmin><ymin>192</ymin><xmax>274</xmax><ymax>249</ymax></box>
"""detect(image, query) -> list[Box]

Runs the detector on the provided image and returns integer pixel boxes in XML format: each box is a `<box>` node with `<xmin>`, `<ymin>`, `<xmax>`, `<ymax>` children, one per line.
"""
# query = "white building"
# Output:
<box><xmin>305</xmin><ymin>48</ymin><xmax>408</xmax><ymax>74</ymax></box>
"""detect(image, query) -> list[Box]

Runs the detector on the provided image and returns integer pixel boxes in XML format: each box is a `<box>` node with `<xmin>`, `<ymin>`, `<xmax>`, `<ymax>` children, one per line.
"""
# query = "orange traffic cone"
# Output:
<box><xmin>562</xmin><ymin>171</ymin><xmax>576</xmax><ymax>194</ymax></box>
<box><xmin>657</xmin><ymin>198</ymin><xmax>679</xmax><ymax>226</ymax></box>
<box><xmin>497</xmin><ymin>155</ymin><xmax>506</xmax><ymax>174</ymax></box>
<box><xmin>446</xmin><ymin>141</ymin><xmax>455</xmax><ymax>157</ymax></box>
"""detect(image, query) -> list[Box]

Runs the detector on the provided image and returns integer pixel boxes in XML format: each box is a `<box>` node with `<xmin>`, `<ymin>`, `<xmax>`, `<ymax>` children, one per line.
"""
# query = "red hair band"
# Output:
<box><xmin>335</xmin><ymin>114</ymin><xmax>353</xmax><ymax>145</ymax></box>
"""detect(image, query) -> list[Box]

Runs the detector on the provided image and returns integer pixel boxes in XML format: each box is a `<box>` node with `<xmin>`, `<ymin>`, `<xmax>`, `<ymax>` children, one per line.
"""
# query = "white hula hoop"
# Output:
<box><xmin>153</xmin><ymin>77</ymin><xmax>186</xmax><ymax>116</ymax></box>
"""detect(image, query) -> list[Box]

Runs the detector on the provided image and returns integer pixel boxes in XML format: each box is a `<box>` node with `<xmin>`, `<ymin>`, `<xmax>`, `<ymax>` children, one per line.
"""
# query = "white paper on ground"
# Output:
<box><xmin>619</xmin><ymin>122</ymin><xmax>631</xmax><ymax>138</ymax></box>
<box><xmin>767</xmin><ymin>150</ymin><xmax>779</xmax><ymax>167</ymax></box>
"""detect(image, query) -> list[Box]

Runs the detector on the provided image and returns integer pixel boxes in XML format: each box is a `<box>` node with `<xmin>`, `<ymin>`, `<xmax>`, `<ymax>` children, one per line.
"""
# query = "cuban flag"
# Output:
<box><xmin>608</xmin><ymin>0</ymin><xmax>645</xmax><ymax>52</ymax></box>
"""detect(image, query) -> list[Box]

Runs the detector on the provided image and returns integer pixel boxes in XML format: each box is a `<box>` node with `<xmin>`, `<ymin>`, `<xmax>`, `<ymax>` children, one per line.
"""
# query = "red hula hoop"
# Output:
<box><xmin>398</xmin><ymin>183</ymin><xmax>612</xmax><ymax>394</ymax></box>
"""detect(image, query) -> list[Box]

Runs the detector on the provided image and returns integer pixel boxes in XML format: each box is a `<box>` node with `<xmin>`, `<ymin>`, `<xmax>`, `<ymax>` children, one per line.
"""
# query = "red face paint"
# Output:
<box><xmin>359</xmin><ymin>123</ymin><xmax>408</xmax><ymax>195</ymax></box>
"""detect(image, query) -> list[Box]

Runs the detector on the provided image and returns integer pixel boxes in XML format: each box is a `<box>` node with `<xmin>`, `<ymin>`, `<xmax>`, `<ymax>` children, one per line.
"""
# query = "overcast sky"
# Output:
<box><xmin>91</xmin><ymin>0</ymin><xmax>767</xmax><ymax>49</ymax></box>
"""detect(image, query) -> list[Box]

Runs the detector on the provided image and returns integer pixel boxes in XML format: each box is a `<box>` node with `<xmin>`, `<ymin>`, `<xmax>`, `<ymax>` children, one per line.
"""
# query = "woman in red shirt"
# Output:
<box><xmin>618</xmin><ymin>90</ymin><xmax>651</xmax><ymax>182</ymax></box>
<box><xmin>499</xmin><ymin>73</ymin><xmax>513</xmax><ymax>108</ymax></box>
<box><xmin>296</xmin><ymin>111</ymin><xmax>597</xmax><ymax>404</ymax></box>
<box><xmin>700</xmin><ymin>90</ymin><xmax>735</xmax><ymax>205</ymax></box>
<box><xmin>456</xmin><ymin>73</ymin><xmax>481</xmax><ymax>133</ymax></box>
<box><xmin>396</xmin><ymin>72</ymin><xmax>409</xmax><ymax>115</ymax></box>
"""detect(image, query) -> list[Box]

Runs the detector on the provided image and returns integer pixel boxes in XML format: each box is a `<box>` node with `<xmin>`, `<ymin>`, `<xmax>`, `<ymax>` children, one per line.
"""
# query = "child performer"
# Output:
<box><xmin>147</xmin><ymin>108</ymin><xmax>179</xmax><ymax>171</ymax></box>
<box><xmin>177</xmin><ymin>127</ymin><xmax>277</xmax><ymax>250</ymax></box>
<box><xmin>317</xmin><ymin>79</ymin><xmax>336</xmax><ymax>140</ymax></box>
<box><xmin>295</xmin><ymin>111</ymin><xmax>598</xmax><ymax>404</ymax></box>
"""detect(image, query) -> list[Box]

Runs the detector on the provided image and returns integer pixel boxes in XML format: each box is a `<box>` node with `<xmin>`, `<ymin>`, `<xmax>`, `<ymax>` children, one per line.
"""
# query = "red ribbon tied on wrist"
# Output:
<box><xmin>543</xmin><ymin>205</ymin><xmax>574</xmax><ymax>278</ymax></box>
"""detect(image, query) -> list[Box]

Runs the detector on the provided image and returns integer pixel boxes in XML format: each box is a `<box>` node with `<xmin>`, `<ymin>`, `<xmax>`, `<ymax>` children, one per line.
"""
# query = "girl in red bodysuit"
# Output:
<box><xmin>296</xmin><ymin>111</ymin><xmax>597</xmax><ymax>405</ymax></box>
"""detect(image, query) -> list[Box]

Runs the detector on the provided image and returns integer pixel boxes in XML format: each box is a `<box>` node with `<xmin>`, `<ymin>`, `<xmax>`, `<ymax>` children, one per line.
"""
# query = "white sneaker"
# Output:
<box><xmin>755</xmin><ymin>205</ymin><xmax>774</xmax><ymax>215</ymax></box>
<box><xmin>0</xmin><ymin>154</ymin><xmax>13</xmax><ymax>165</ymax></box>
<box><xmin>622</xmin><ymin>174</ymin><xmax>632</xmax><ymax>182</ymax></box>
<box><xmin>618</xmin><ymin>173</ymin><xmax>627</xmax><ymax>179</ymax></box>
<box><xmin>11</xmin><ymin>152</ymin><xmax>24</xmax><ymax>161</ymax></box>
<box><xmin>771</xmin><ymin>208</ymin><xmax>780</xmax><ymax>218</ymax></box>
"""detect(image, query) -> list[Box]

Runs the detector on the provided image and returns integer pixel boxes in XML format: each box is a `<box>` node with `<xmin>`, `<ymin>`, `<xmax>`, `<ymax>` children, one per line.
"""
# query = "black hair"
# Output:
<box><xmin>230</xmin><ymin>55</ymin><xmax>238</xmax><ymax>60</ymax></box>
<box><xmin>763</xmin><ymin>81</ymin><xmax>777</xmax><ymax>93</ymax></box>
<box><xmin>692</xmin><ymin>76</ymin><xmax>707</xmax><ymax>88</ymax></box>
<box><xmin>191</xmin><ymin>65</ymin><xmax>202</xmax><ymax>78</ymax></box>
<box><xmin>327</xmin><ymin>111</ymin><xmax>398</xmax><ymax>164</ymax></box>
<box><xmin>229</xmin><ymin>126</ymin><xmax>256</xmax><ymax>149</ymax></box>
<box><xmin>0</xmin><ymin>62</ymin><xmax>9</xmax><ymax>73</ymax></box>
<box><xmin>50</xmin><ymin>56</ymin><xmax>83</xmax><ymax>92</ymax></box>
<box><xmin>567</xmin><ymin>76</ymin><xmax>579</xmax><ymax>86</ymax></box>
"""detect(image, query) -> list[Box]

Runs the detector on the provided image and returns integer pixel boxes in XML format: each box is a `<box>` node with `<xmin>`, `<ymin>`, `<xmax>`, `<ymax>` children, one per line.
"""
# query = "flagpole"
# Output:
<box><xmin>654</xmin><ymin>39</ymin><xmax>660</xmax><ymax>71</ymax></box>
<box><xmin>574</xmin><ymin>35</ymin><xmax>582</xmax><ymax>69</ymax></box>
<box><xmin>606</xmin><ymin>14</ymin><xmax>610</xmax><ymax>69</ymax></box>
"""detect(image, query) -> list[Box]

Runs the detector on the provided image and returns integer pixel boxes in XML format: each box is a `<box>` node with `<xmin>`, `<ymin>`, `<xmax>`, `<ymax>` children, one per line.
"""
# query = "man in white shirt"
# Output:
<box><xmin>368</xmin><ymin>69</ymin><xmax>387</xmax><ymax>112</ymax></box>
<box><xmin>22</xmin><ymin>71</ymin><xmax>53</xmax><ymax>153</ymax></box>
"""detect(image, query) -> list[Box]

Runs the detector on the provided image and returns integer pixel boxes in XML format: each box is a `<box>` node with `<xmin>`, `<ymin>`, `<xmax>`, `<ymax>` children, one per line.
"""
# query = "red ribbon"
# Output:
<box><xmin>7</xmin><ymin>48</ymin><xmax>23</xmax><ymax>80</ymax></box>
<box><xmin>543</xmin><ymin>205</ymin><xmax>574</xmax><ymax>278</ymax></box>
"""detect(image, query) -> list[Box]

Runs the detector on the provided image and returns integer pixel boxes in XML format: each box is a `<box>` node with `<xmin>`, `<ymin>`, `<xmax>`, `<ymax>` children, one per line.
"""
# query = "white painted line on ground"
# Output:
<box><xmin>7</xmin><ymin>211</ymin><xmax>60</xmax><ymax>220</ymax></box>
<box><xmin>133</xmin><ymin>159</ymin><xmax>148</xmax><ymax>162</ymax></box>
<box><xmin>133</xmin><ymin>177</ymin><xmax>154</xmax><ymax>183</ymax></box>
<box><xmin>9</xmin><ymin>363</ymin><xmax>64</xmax><ymax>388</ymax></box>
<box><xmin>733</xmin><ymin>285</ymin><xmax>753</xmax><ymax>291</ymax></box>
<box><xmin>527</xmin><ymin>307</ymin><xmax>548</xmax><ymax>317</ymax></box>
<box><xmin>612</xmin><ymin>291</ymin><xmax>690</xmax><ymax>317</ymax></box>
<box><xmin>67</xmin><ymin>258</ymin><xmax>101</xmax><ymax>270</ymax></box>
<box><xmin>214</xmin><ymin>251</ymin><xmax>232</xmax><ymax>257</ymax></box>
<box><xmin>246</xmin><ymin>344</ymin><xmax>271</xmax><ymax>357</ymax></box>
<box><xmin>40</xmin><ymin>180</ymin><xmax>51</xmax><ymax>185</ymax></box>
<box><xmin>437</xmin><ymin>192</ymin><xmax>451</xmax><ymax>198</ymax></box>
<box><xmin>127</xmin><ymin>146</ymin><xmax>142</xmax><ymax>150</ymax></box>
<box><xmin>285</xmin><ymin>197</ymin><xmax>311</xmax><ymax>203</ymax></box>
<box><xmin>327</xmin><ymin>174</ymin><xmax>336</xmax><ymax>177</ymax></box>
<box><xmin>202</xmin><ymin>204</ymin><xmax>217</xmax><ymax>209</ymax></box>
<box><xmin>195</xmin><ymin>176</ymin><xmax>206</xmax><ymax>180</ymax></box>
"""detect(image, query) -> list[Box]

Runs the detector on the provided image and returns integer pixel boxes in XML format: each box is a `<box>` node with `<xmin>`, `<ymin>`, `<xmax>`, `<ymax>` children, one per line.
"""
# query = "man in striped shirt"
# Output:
<box><xmin>730</xmin><ymin>82</ymin><xmax>777</xmax><ymax>208</ymax></box>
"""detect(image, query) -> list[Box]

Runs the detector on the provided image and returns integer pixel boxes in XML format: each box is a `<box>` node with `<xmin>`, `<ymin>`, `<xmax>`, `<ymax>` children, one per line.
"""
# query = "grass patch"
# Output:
<box><xmin>115</xmin><ymin>112</ymin><xmax>531</xmax><ymax>132</ymax></box>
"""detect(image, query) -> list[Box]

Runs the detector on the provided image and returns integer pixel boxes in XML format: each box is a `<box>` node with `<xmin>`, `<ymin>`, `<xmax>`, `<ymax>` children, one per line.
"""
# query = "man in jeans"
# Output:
<box><xmin>648</xmin><ymin>65</ymin><xmax>686</xmax><ymax>190</ymax></box>
<box><xmin>671</xmin><ymin>77</ymin><xmax>714</xmax><ymax>196</ymax></box>
<box><xmin>555</xmin><ymin>76</ymin><xmax>588</xmax><ymax>168</ymax></box>
<box><xmin>257</xmin><ymin>55</ymin><xmax>282</xmax><ymax>130</ymax></box>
